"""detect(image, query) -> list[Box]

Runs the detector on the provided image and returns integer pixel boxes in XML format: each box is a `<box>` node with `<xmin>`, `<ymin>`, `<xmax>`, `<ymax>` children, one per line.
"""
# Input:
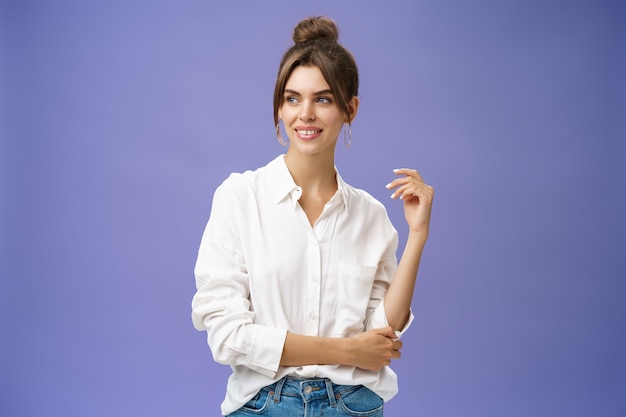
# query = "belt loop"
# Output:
<box><xmin>273</xmin><ymin>377</ymin><xmax>287</xmax><ymax>403</ymax></box>
<box><xmin>325</xmin><ymin>379</ymin><xmax>337</xmax><ymax>407</ymax></box>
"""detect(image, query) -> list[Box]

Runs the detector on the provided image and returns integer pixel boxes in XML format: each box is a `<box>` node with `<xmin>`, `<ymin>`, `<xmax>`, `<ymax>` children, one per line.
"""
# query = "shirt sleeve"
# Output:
<box><xmin>363</xmin><ymin>216</ymin><xmax>414</xmax><ymax>338</ymax></box>
<box><xmin>191</xmin><ymin>177</ymin><xmax>287</xmax><ymax>378</ymax></box>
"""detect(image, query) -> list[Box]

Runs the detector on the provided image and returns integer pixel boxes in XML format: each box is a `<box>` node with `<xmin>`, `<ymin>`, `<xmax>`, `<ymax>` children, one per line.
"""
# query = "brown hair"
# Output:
<box><xmin>273</xmin><ymin>17</ymin><xmax>359</xmax><ymax>132</ymax></box>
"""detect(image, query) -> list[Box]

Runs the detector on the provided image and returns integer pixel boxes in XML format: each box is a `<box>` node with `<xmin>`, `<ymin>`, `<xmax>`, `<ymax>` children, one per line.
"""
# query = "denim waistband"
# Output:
<box><xmin>268</xmin><ymin>376</ymin><xmax>362</xmax><ymax>406</ymax></box>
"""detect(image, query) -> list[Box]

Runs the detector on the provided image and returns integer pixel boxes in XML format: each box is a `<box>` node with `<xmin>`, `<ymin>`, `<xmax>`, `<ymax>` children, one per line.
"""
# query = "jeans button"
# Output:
<box><xmin>303</xmin><ymin>386</ymin><xmax>312</xmax><ymax>394</ymax></box>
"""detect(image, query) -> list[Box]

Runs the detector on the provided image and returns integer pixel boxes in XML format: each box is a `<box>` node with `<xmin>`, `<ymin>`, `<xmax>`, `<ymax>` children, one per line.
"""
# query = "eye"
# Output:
<box><xmin>316</xmin><ymin>96</ymin><xmax>332</xmax><ymax>104</ymax></box>
<box><xmin>285</xmin><ymin>96</ymin><xmax>299</xmax><ymax>104</ymax></box>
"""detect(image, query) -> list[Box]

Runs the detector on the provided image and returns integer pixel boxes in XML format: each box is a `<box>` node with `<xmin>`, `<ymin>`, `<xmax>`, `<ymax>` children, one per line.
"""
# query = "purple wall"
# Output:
<box><xmin>2</xmin><ymin>1</ymin><xmax>625</xmax><ymax>416</ymax></box>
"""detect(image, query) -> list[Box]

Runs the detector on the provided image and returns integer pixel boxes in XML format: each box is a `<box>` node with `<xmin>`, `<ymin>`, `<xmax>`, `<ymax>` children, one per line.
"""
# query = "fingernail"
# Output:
<box><xmin>399</xmin><ymin>194</ymin><xmax>404</xmax><ymax>200</ymax></box>
<box><xmin>385</xmin><ymin>182</ymin><xmax>392</xmax><ymax>189</ymax></box>
<box><xmin>390</xmin><ymin>193</ymin><xmax>395</xmax><ymax>199</ymax></box>
<box><xmin>393</xmin><ymin>169</ymin><xmax>401</xmax><ymax>173</ymax></box>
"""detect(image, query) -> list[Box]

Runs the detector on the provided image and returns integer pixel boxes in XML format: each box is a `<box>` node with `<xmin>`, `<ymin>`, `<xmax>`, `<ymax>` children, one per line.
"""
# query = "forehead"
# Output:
<box><xmin>284</xmin><ymin>65</ymin><xmax>331</xmax><ymax>93</ymax></box>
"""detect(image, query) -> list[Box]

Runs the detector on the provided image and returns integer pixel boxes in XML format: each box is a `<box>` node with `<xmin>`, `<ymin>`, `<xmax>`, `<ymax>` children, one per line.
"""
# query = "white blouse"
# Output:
<box><xmin>191</xmin><ymin>155</ymin><xmax>413</xmax><ymax>415</ymax></box>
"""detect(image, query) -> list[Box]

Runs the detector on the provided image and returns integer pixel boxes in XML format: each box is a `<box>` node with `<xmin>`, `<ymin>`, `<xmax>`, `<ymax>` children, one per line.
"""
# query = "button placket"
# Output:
<box><xmin>305</xmin><ymin>233</ymin><xmax>322</xmax><ymax>335</ymax></box>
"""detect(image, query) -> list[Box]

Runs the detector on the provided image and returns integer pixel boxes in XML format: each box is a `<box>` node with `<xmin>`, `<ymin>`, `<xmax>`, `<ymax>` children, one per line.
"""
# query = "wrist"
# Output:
<box><xmin>338</xmin><ymin>337</ymin><xmax>357</xmax><ymax>367</ymax></box>
<box><xmin>407</xmin><ymin>229</ymin><xmax>428</xmax><ymax>245</ymax></box>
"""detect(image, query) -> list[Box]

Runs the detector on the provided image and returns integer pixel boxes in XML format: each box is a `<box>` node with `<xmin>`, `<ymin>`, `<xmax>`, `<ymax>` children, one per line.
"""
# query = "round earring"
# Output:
<box><xmin>276</xmin><ymin>119</ymin><xmax>287</xmax><ymax>146</ymax></box>
<box><xmin>343</xmin><ymin>123</ymin><xmax>352</xmax><ymax>150</ymax></box>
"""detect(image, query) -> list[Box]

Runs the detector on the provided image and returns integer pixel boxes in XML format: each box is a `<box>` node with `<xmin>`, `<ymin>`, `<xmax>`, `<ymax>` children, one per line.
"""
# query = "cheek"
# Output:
<box><xmin>326</xmin><ymin>112</ymin><xmax>346</xmax><ymax>128</ymax></box>
<box><xmin>279</xmin><ymin>107</ymin><xmax>297</xmax><ymax>121</ymax></box>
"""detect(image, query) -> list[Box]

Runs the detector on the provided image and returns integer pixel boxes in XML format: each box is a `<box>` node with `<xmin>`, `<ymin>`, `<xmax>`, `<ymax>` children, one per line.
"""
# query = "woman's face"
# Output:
<box><xmin>279</xmin><ymin>65</ymin><xmax>357</xmax><ymax>158</ymax></box>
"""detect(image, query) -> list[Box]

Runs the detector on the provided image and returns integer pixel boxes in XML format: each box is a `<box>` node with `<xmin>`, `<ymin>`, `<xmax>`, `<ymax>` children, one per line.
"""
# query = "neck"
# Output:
<box><xmin>284</xmin><ymin>150</ymin><xmax>337</xmax><ymax>193</ymax></box>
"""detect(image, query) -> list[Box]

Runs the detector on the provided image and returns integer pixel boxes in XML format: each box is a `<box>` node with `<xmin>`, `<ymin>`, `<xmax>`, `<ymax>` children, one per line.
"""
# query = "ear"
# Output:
<box><xmin>346</xmin><ymin>96</ymin><xmax>360</xmax><ymax>123</ymax></box>
<box><xmin>278</xmin><ymin>108</ymin><xmax>283</xmax><ymax>121</ymax></box>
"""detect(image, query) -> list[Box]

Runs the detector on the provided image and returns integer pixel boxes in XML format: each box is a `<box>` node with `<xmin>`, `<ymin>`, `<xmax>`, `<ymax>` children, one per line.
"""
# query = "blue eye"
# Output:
<box><xmin>285</xmin><ymin>96</ymin><xmax>298</xmax><ymax>104</ymax></box>
<box><xmin>316</xmin><ymin>97</ymin><xmax>331</xmax><ymax>104</ymax></box>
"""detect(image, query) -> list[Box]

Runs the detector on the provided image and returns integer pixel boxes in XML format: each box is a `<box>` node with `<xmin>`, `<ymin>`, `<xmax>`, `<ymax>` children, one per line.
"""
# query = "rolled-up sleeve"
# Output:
<box><xmin>363</xmin><ymin>220</ymin><xmax>414</xmax><ymax>338</ymax></box>
<box><xmin>191</xmin><ymin>178</ymin><xmax>287</xmax><ymax>378</ymax></box>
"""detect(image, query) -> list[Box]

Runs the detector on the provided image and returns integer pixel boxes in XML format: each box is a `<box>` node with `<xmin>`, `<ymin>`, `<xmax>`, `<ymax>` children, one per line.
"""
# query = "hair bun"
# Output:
<box><xmin>293</xmin><ymin>16</ymin><xmax>339</xmax><ymax>44</ymax></box>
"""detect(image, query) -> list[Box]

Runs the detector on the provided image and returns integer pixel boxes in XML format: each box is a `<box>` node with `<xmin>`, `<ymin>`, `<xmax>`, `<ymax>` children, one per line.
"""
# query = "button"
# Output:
<box><xmin>309</xmin><ymin>312</ymin><xmax>318</xmax><ymax>320</ymax></box>
<box><xmin>311</xmin><ymin>275</ymin><xmax>319</xmax><ymax>283</ymax></box>
<box><xmin>303</xmin><ymin>386</ymin><xmax>313</xmax><ymax>394</ymax></box>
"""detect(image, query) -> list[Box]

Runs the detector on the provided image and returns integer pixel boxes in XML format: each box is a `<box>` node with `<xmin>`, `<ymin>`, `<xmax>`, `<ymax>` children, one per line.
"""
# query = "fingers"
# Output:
<box><xmin>385</xmin><ymin>337</ymin><xmax>402</xmax><ymax>362</ymax></box>
<box><xmin>393</xmin><ymin>168</ymin><xmax>424</xmax><ymax>182</ymax></box>
<box><xmin>386</xmin><ymin>171</ymin><xmax>434</xmax><ymax>201</ymax></box>
<box><xmin>373</xmin><ymin>326</ymin><xmax>403</xmax><ymax>352</ymax></box>
<box><xmin>353</xmin><ymin>328</ymin><xmax>404</xmax><ymax>370</ymax></box>
<box><xmin>386</xmin><ymin>169</ymin><xmax>427</xmax><ymax>191</ymax></box>
<box><xmin>375</xmin><ymin>326</ymin><xmax>397</xmax><ymax>339</ymax></box>
<box><xmin>394</xmin><ymin>339</ymin><xmax>403</xmax><ymax>350</ymax></box>
<box><xmin>374</xmin><ymin>333</ymin><xmax>403</xmax><ymax>365</ymax></box>
<box><xmin>389</xmin><ymin>183</ymin><xmax>415</xmax><ymax>200</ymax></box>
<box><xmin>391</xmin><ymin>347</ymin><xmax>402</xmax><ymax>360</ymax></box>
<box><xmin>386</xmin><ymin>180</ymin><xmax>415</xmax><ymax>200</ymax></box>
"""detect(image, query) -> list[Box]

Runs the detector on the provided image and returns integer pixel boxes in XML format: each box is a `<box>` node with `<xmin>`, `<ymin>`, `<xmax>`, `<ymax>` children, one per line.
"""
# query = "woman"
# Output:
<box><xmin>192</xmin><ymin>16</ymin><xmax>434</xmax><ymax>416</ymax></box>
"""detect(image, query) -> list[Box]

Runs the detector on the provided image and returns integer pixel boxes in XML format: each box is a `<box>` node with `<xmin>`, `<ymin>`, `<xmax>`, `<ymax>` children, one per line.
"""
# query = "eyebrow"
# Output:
<box><xmin>284</xmin><ymin>89</ymin><xmax>335</xmax><ymax>96</ymax></box>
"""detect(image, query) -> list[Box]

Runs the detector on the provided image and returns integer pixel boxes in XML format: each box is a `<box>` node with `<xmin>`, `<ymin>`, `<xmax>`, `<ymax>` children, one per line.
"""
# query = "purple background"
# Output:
<box><xmin>2</xmin><ymin>1</ymin><xmax>625</xmax><ymax>416</ymax></box>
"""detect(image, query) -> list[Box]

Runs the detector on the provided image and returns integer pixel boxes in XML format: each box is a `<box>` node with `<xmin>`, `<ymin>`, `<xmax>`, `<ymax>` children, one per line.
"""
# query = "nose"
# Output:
<box><xmin>299</xmin><ymin>101</ymin><xmax>316</xmax><ymax>121</ymax></box>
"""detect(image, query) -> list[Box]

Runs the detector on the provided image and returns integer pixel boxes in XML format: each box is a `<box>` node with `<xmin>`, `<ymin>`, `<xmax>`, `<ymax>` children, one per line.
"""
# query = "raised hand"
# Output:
<box><xmin>386</xmin><ymin>168</ymin><xmax>434</xmax><ymax>238</ymax></box>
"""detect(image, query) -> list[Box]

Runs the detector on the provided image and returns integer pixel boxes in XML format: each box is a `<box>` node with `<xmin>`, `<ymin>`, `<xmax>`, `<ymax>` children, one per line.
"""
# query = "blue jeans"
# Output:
<box><xmin>228</xmin><ymin>376</ymin><xmax>384</xmax><ymax>417</ymax></box>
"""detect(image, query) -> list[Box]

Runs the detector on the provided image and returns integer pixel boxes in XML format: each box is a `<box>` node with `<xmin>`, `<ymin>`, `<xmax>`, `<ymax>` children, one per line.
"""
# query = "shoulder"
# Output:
<box><xmin>343</xmin><ymin>182</ymin><xmax>390</xmax><ymax>220</ymax></box>
<box><xmin>214</xmin><ymin>158</ymin><xmax>275</xmax><ymax>199</ymax></box>
<box><xmin>341</xmin><ymin>178</ymin><xmax>385</xmax><ymax>209</ymax></box>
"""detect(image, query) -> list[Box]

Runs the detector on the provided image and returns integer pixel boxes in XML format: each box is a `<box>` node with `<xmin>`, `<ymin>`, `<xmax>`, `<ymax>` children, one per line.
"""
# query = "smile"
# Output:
<box><xmin>296</xmin><ymin>129</ymin><xmax>321</xmax><ymax>135</ymax></box>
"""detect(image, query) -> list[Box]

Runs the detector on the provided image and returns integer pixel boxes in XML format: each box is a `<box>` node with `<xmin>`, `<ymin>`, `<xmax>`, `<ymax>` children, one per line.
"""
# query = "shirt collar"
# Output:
<box><xmin>268</xmin><ymin>155</ymin><xmax>299</xmax><ymax>205</ymax></box>
<box><xmin>335</xmin><ymin>170</ymin><xmax>350</xmax><ymax>211</ymax></box>
<box><xmin>268</xmin><ymin>154</ymin><xmax>350</xmax><ymax>210</ymax></box>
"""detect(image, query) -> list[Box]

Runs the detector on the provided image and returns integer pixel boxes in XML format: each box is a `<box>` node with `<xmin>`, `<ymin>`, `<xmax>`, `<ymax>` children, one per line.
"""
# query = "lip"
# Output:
<box><xmin>294</xmin><ymin>126</ymin><xmax>323</xmax><ymax>141</ymax></box>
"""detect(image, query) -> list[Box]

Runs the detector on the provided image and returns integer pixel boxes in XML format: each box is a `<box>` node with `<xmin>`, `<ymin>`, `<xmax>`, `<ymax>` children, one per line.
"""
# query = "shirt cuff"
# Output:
<box><xmin>371</xmin><ymin>298</ymin><xmax>414</xmax><ymax>339</ymax></box>
<box><xmin>246</xmin><ymin>326</ymin><xmax>288</xmax><ymax>378</ymax></box>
